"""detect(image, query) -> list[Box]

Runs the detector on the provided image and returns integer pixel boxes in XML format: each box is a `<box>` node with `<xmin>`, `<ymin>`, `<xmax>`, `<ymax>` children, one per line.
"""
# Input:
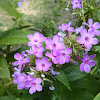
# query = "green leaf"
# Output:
<box><xmin>55</xmin><ymin>71</ymin><xmax>71</xmax><ymax>90</ymax></box>
<box><xmin>94</xmin><ymin>46</ymin><xmax>100</xmax><ymax>53</ymax></box>
<box><xmin>94</xmin><ymin>93</ymin><xmax>100</xmax><ymax>100</ymax></box>
<box><xmin>0</xmin><ymin>55</ymin><xmax>11</xmax><ymax>80</ymax></box>
<box><xmin>0</xmin><ymin>0</ymin><xmax>22</xmax><ymax>17</ymax></box>
<box><xmin>0</xmin><ymin>29</ymin><xmax>30</xmax><ymax>45</ymax></box>
<box><xmin>0</xmin><ymin>96</ymin><xmax>20</xmax><ymax>100</ymax></box>
<box><xmin>65</xmin><ymin>65</ymin><xmax>87</xmax><ymax>81</ymax></box>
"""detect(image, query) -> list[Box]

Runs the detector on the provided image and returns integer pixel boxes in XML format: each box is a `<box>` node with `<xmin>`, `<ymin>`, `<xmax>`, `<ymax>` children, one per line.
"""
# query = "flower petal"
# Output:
<box><xmin>90</xmin><ymin>38</ymin><xmax>98</xmax><ymax>45</ymax></box>
<box><xmin>13</xmin><ymin>61</ymin><xmax>19</xmax><ymax>66</ymax></box>
<box><xmin>14</xmin><ymin>53</ymin><xmax>21</xmax><ymax>60</ymax></box>
<box><xmin>29</xmin><ymin>86</ymin><xmax>36</xmax><ymax>94</ymax></box>
<box><xmin>53</xmin><ymin>35</ymin><xmax>60</xmax><ymax>43</ymax></box>
<box><xmin>65</xmin><ymin>47</ymin><xmax>72</xmax><ymax>54</ymax></box>
<box><xmin>84</xmin><ymin>42</ymin><xmax>92</xmax><ymax>50</ymax></box>
<box><xmin>88</xmin><ymin>60</ymin><xmax>96</xmax><ymax>66</ymax></box>
<box><xmin>77</xmin><ymin>36</ymin><xmax>84</xmax><ymax>44</ymax></box>
<box><xmin>80</xmin><ymin>63</ymin><xmax>84</xmax><ymax>72</ymax></box>
<box><xmin>88</xmin><ymin>18</ymin><xmax>93</xmax><ymax>25</ymax></box>
<box><xmin>35</xmin><ymin>78</ymin><xmax>42</xmax><ymax>84</ymax></box>
<box><xmin>88</xmin><ymin>54</ymin><xmax>96</xmax><ymax>60</ymax></box>
<box><xmin>36</xmin><ymin>85</ymin><xmax>42</xmax><ymax>91</ymax></box>
<box><xmin>84</xmin><ymin>64</ymin><xmax>91</xmax><ymax>73</ymax></box>
<box><xmin>23</xmin><ymin>57</ymin><xmax>30</xmax><ymax>64</ymax></box>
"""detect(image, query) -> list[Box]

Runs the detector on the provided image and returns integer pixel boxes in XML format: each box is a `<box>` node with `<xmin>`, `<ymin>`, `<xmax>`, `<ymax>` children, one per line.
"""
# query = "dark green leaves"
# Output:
<box><xmin>55</xmin><ymin>71</ymin><xmax>71</xmax><ymax>90</ymax></box>
<box><xmin>0</xmin><ymin>29</ymin><xmax>30</xmax><ymax>45</ymax></box>
<box><xmin>0</xmin><ymin>55</ymin><xmax>10</xmax><ymax>80</ymax></box>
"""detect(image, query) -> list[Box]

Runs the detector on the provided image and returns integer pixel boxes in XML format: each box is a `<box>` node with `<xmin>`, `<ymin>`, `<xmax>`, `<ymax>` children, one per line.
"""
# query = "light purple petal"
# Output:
<box><xmin>88</xmin><ymin>60</ymin><xmax>96</xmax><ymax>66</ymax></box>
<box><xmin>77</xmin><ymin>36</ymin><xmax>84</xmax><ymax>44</ymax></box>
<box><xmin>88</xmin><ymin>54</ymin><xmax>96</xmax><ymax>60</ymax></box>
<box><xmin>83</xmin><ymin>54</ymin><xmax>88</xmax><ymax>62</ymax></box>
<box><xmin>68</xmin><ymin>27</ymin><xmax>74</xmax><ymax>32</ymax></box>
<box><xmin>36</xmin><ymin>66</ymin><xmax>42</xmax><ymax>71</ymax></box>
<box><xmin>57</xmin><ymin>42</ymin><xmax>65</xmax><ymax>49</ymax></box>
<box><xmin>53</xmin><ymin>35</ymin><xmax>60</xmax><ymax>43</ymax></box>
<box><xmin>43</xmin><ymin>67</ymin><xmax>49</xmax><ymax>72</ymax></box>
<box><xmin>65</xmin><ymin>47</ymin><xmax>72</xmax><ymax>54</ymax></box>
<box><xmin>68</xmin><ymin>22</ymin><xmax>72</xmax><ymax>27</ymax></box>
<box><xmin>27</xmin><ymin>34</ymin><xmax>33</xmax><ymax>40</ymax></box>
<box><xmin>90</xmin><ymin>38</ymin><xmax>98</xmax><ymax>45</ymax></box>
<box><xmin>84</xmin><ymin>42</ymin><xmax>92</xmax><ymax>49</ymax></box>
<box><xmin>88</xmin><ymin>18</ymin><xmax>93</xmax><ymax>25</ymax></box>
<box><xmin>58</xmin><ymin>56</ymin><xmax>66</xmax><ymax>64</ymax></box>
<box><xmin>77</xmin><ymin>4</ymin><xmax>82</xmax><ymax>8</ymax></box>
<box><xmin>94</xmin><ymin>30</ymin><xmax>100</xmax><ymax>36</ymax></box>
<box><xmin>65</xmin><ymin>55</ymin><xmax>70</xmax><ymax>63</ymax></box>
<box><xmin>29</xmin><ymin>86</ymin><xmax>36</xmax><ymax>94</ymax></box>
<box><xmin>13</xmin><ymin>61</ymin><xmax>19</xmax><ymax>66</ymax></box>
<box><xmin>14</xmin><ymin>53</ymin><xmax>21</xmax><ymax>60</ymax></box>
<box><xmin>18</xmin><ymin>64</ymin><xmax>23</xmax><ymax>69</ymax></box>
<box><xmin>80</xmin><ymin>63</ymin><xmax>84</xmax><ymax>72</ymax></box>
<box><xmin>21</xmin><ymin>51</ymin><xmax>25</xmax><ymax>59</ymax></box>
<box><xmin>35</xmin><ymin>78</ymin><xmax>42</xmax><ymax>84</ymax></box>
<box><xmin>93</xmin><ymin>22</ymin><xmax>100</xmax><ymax>29</ymax></box>
<box><xmin>84</xmin><ymin>64</ymin><xmax>91</xmax><ymax>73</ymax></box>
<box><xmin>83</xmin><ymin>22</ymin><xmax>89</xmax><ymax>26</ymax></box>
<box><xmin>80</xmin><ymin>28</ymin><xmax>87</xmax><ymax>37</ymax></box>
<box><xmin>36</xmin><ymin>85</ymin><xmax>42</xmax><ymax>91</ymax></box>
<box><xmin>23</xmin><ymin>57</ymin><xmax>30</xmax><ymax>64</ymax></box>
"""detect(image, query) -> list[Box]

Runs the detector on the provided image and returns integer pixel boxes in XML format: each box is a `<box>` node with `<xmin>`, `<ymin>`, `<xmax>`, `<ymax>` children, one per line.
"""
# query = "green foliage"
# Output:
<box><xmin>0</xmin><ymin>0</ymin><xmax>22</xmax><ymax>17</ymax></box>
<box><xmin>0</xmin><ymin>29</ymin><xmax>30</xmax><ymax>45</ymax></box>
<box><xmin>0</xmin><ymin>54</ymin><xmax>11</xmax><ymax>80</ymax></box>
<box><xmin>55</xmin><ymin>70</ymin><xmax>71</xmax><ymax>90</ymax></box>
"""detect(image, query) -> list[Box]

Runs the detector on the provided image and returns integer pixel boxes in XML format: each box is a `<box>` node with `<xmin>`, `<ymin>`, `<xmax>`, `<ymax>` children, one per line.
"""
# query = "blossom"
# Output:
<box><xmin>49</xmin><ymin>67</ymin><xmax>60</xmax><ymax>75</ymax></box>
<box><xmin>27</xmin><ymin>32</ymin><xmax>44</xmax><ymax>47</ymax></box>
<box><xmin>83</xmin><ymin>18</ymin><xmax>100</xmax><ymax>36</ymax></box>
<box><xmin>80</xmin><ymin>54</ymin><xmax>96</xmax><ymax>73</ymax></box>
<box><xmin>45</xmin><ymin>35</ymin><xmax>65</xmax><ymax>50</ymax></box>
<box><xmin>49</xmin><ymin>86</ymin><xmax>55</xmax><ymax>91</ymax></box>
<box><xmin>13</xmin><ymin>51</ymin><xmax>30</xmax><ymax>69</ymax></box>
<box><xmin>77</xmin><ymin>28</ymin><xmax>98</xmax><ymax>49</ymax></box>
<box><xmin>45</xmin><ymin>49</ymin><xmax>59</xmax><ymax>64</ymax></box>
<box><xmin>75</xmin><ymin>26</ymin><xmax>83</xmax><ymax>34</ymax></box>
<box><xmin>58</xmin><ymin>22</ymin><xmax>74</xmax><ymax>32</ymax></box>
<box><xmin>27</xmin><ymin>77</ymin><xmax>42</xmax><ymax>94</ymax></box>
<box><xmin>26</xmin><ymin>46</ymin><xmax>45</xmax><ymax>58</ymax></box>
<box><xmin>35</xmin><ymin>57</ymin><xmax>52</xmax><ymax>72</ymax></box>
<box><xmin>71</xmin><ymin>0</ymin><xmax>82</xmax><ymax>9</ymax></box>
<box><xmin>57</xmin><ymin>47</ymin><xmax>72</xmax><ymax>64</ymax></box>
<box><xmin>17</xmin><ymin>2</ymin><xmax>22</xmax><ymax>7</ymax></box>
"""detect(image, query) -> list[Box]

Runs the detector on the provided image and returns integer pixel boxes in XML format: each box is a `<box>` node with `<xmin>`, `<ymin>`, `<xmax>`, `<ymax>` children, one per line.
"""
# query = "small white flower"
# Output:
<box><xmin>65</xmin><ymin>8</ymin><xmax>69</xmax><ymax>11</ymax></box>
<box><xmin>58</xmin><ymin>32</ymin><xmax>66</xmax><ymax>37</ymax></box>
<box><xmin>29</xmin><ymin>72</ymin><xmax>35</xmax><ymax>75</ymax></box>
<box><xmin>41</xmin><ymin>74</ymin><xmax>45</xmax><ymax>78</ymax></box>
<box><xmin>49</xmin><ymin>86</ymin><xmax>55</xmax><ymax>91</ymax></box>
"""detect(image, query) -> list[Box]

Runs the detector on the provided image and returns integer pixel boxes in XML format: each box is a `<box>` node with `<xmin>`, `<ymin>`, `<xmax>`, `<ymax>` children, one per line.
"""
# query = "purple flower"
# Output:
<box><xmin>57</xmin><ymin>47</ymin><xmax>72</xmax><ymax>64</ymax></box>
<box><xmin>77</xmin><ymin>28</ymin><xmax>98</xmax><ymax>49</ymax></box>
<box><xmin>35</xmin><ymin>57</ymin><xmax>52</xmax><ymax>72</ymax></box>
<box><xmin>83</xmin><ymin>18</ymin><xmax>100</xmax><ymax>36</ymax></box>
<box><xmin>45</xmin><ymin>35</ymin><xmax>65</xmax><ymax>50</ymax></box>
<box><xmin>58</xmin><ymin>22</ymin><xmax>74</xmax><ymax>32</ymax></box>
<box><xmin>49</xmin><ymin>67</ymin><xmax>60</xmax><ymax>75</ymax></box>
<box><xmin>13</xmin><ymin>51</ymin><xmax>30</xmax><ymax>69</ymax></box>
<box><xmin>75</xmin><ymin>26</ymin><xmax>83</xmax><ymax>34</ymax></box>
<box><xmin>27</xmin><ymin>32</ymin><xmax>44</xmax><ymax>47</ymax></box>
<box><xmin>23</xmin><ymin>0</ymin><xmax>26</xmax><ymax>2</ymax></box>
<box><xmin>71</xmin><ymin>0</ymin><xmax>82</xmax><ymax>9</ymax></box>
<box><xmin>80</xmin><ymin>54</ymin><xmax>96</xmax><ymax>73</ymax></box>
<box><xmin>17</xmin><ymin>2</ymin><xmax>22</xmax><ymax>7</ymax></box>
<box><xmin>27</xmin><ymin>77</ymin><xmax>42</xmax><ymax>94</ymax></box>
<box><xmin>45</xmin><ymin>49</ymin><xmax>59</xmax><ymax>64</ymax></box>
<box><xmin>26</xmin><ymin>46</ymin><xmax>45</xmax><ymax>58</ymax></box>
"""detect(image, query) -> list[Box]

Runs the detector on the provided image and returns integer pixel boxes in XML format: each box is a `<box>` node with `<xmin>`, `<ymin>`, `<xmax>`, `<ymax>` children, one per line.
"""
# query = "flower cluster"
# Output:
<box><xmin>13</xmin><ymin>31</ymin><xmax>72</xmax><ymax>94</ymax></box>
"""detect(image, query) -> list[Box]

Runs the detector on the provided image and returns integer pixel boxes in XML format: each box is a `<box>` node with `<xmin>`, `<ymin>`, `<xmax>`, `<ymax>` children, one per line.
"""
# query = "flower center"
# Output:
<box><xmin>62</xmin><ymin>53</ymin><xmax>66</xmax><ymax>56</ymax></box>
<box><xmin>41</xmin><ymin>63</ymin><xmax>45</xmax><ymax>68</ymax></box>
<box><xmin>85</xmin><ymin>37</ymin><xmax>89</xmax><ymax>41</ymax></box>
<box><xmin>33</xmin><ymin>82</ymin><xmax>36</xmax><ymax>86</ymax></box>
<box><xmin>91</xmin><ymin>26</ymin><xmax>94</xmax><ymax>29</ymax></box>
<box><xmin>84</xmin><ymin>60</ymin><xmax>89</xmax><ymax>64</ymax></box>
<box><xmin>53</xmin><ymin>43</ymin><xmax>56</xmax><ymax>48</ymax></box>
<box><xmin>75</xmin><ymin>2</ymin><xmax>78</xmax><ymax>4</ymax></box>
<box><xmin>34</xmin><ymin>39</ymin><xmax>38</xmax><ymax>42</ymax></box>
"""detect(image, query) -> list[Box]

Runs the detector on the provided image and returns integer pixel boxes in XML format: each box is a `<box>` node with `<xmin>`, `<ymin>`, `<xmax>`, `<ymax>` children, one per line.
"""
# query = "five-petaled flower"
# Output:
<box><xmin>71</xmin><ymin>0</ymin><xmax>82</xmax><ymax>9</ymax></box>
<box><xmin>80</xmin><ymin>54</ymin><xmax>96</xmax><ymax>73</ymax></box>
<box><xmin>35</xmin><ymin>57</ymin><xmax>52</xmax><ymax>71</ymax></box>
<box><xmin>83</xmin><ymin>18</ymin><xmax>100</xmax><ymax>36</ymax></box>
<box><xmin>13</xmin><ymin>51</ymin><xmax>30</xmax><ymax>69</ymax></box>
<box><xmin>77</xmin><ymin>28</ymin><xmax>98</xmax><ymax>50</ymax></box>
